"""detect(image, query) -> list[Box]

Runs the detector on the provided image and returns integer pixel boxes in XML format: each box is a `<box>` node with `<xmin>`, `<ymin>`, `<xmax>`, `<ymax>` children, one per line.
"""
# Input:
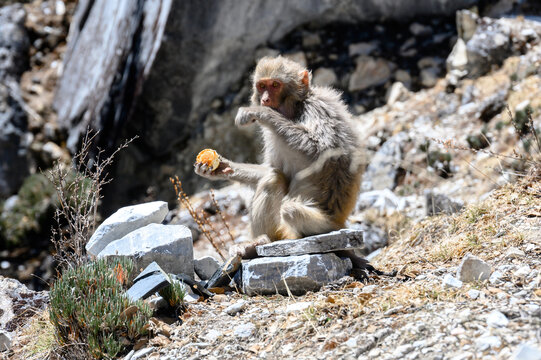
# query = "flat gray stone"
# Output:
<box><xmin>240</xmin><ymin>253</ymin><xmax>352</xmax><ymax>296</ymax></box>
<box><xmin>256</xmin><ymin>229</ymin><xmax>363</xmax><ymax>257</ymax></box>
<box><xmin>86</xmin><ymin>201</ymin><xmax>169</xmax><ymax>256</ymax></box>
<box><xmin>97</xmin><ymin>224</ymin><xmax>193</xmax><ymax>277</ymax></box>
<box><xmin>194</xmin><ymin>256</ymin><xmax>220</xmax><ymax>281</ymax></box>
<box><xmin>457</xmin><ymin>253</ymin><xmax>491</xmax><ymax>282</ymax></box>
<box><xmin>126</xmin><ymin>262</ymin><xmax>171</xmax><ymax>302</ymax></box>
<box><xmin>513</xmin><ymin>343</ymin><xmax>541</xmax><ymax>360</ymax></box>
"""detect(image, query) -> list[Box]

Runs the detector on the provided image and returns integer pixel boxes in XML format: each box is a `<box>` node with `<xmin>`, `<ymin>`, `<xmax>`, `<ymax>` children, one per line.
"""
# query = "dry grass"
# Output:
<box><xmin>10</xmin><ymin>310</ymin><xmax>55</xmax><ymax>360</ymax></box>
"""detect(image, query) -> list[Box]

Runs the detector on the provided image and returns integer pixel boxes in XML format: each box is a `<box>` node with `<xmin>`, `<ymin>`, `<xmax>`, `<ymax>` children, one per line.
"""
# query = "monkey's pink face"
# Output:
<box><xmin>257</xmin><ymin>79</ymin><xmax>283</xmax><ymax>109</ymax></box>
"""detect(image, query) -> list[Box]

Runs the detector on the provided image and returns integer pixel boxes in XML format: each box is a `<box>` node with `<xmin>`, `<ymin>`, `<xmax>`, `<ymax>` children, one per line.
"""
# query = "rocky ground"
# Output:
<box><xmin>0</xmin><ymin>1</ymin><xmax>541</xmax><ymax>359</ymax></box>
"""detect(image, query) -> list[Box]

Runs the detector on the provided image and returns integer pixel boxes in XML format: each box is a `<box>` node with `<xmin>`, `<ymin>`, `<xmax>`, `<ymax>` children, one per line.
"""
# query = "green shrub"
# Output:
<box><xmin>49</xmin><ymin>258</ymin><xmax>152</xmax><ymax>359</ymax></box>
<box><xmin>159</xmin><ymin>278</ymin><xmax>186</xmax><ymax>313</ymax></box>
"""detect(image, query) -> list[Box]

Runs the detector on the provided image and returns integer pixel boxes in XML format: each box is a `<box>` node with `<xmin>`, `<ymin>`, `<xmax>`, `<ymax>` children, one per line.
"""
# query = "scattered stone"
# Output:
<box><xmin>225</xmin><ymin>300</ymin><xmax>246</xmax><ymax>316</ymax></box>
<box><xmin>203</xmin><ymin>329</ymin><xmax>222</xmax><ymax>342</ymax></box>
<box><xmin>86</xmin><ymin>201</ymin><xmax>169</xmax><ymax>256</ymax></box>
<box><xmin>205</xmin><ymin>255</ymin><xmax>242</xmax><ymax>289</ymax></box>
<box><xmin>486</xmin><ymin>310</ymin><xmax>509</xmax><ymax>328</ymax></box>
<box><xmin>425</xmin><ymin>191</ymin><xmax>464</xmax><ymax>216</ymax></box>
<box><xmin>467</xmin><ymin>289</ymin><xmax>480</xmax><ymax>300</ymax></box>
<box><xmin>348</xmin><ymin>42</ymin><xmax>378</xmax><ymax>57</ymax></box>
<box><xmin>234</xmin><ymin>323</ymin><xmax>256</xmax><ymax>339</ymax></box>
<box><xmin>514</xmin><ymin>265</ymin><xmax>531</xmax><ymax>278</ymax></box>
<box><xmin>420</xmin><ymin>67</ymin><xmax>439</xmax><ymax>87</ymax></box>
<box><xmin>442</xmin><ymin>274</ymin><xmax>463</xmax><ymax>289</ymax></box>
<box><xmin>131</xmin><ymin>347</ymin><xmax>155</xmax><ymax>360</ymax></box>
<box><xmin>0</xmin><ymin>276</ymin><xmax>48</xmax><ymax>332</ymax></box>
<box><xmin>409</xmin><ymin>22</ymin><xmax>432</xmax><ymax>36</ymax></box>
<box><xmin>386</xmin><ymin>82</ymin><xmax>410</xmax><ymax>105</ymax></box>
<box><xmin>126</xmin><ymin>262</ymin><xmax>171</xmax><ymax>302</ymax></box>
<box><xmin>285</xmin><ymin>302</ymin><xmax>312</xmax><ymax>313</ymax></box>
<box><xmin>394</xmin><ymin>69</ymin><xmax>412</xmax><ymax>87</ymax></box>
<box><xmin>362</xmin><ymin>132</ymin><xmax>407</xmax><ymax>191</ymax></box>
<box><xmin>446</xmin><ymin>38</ymin><xmax>468</xmax><ymax>72</ymax></box>
<box><xmin>240</xmin><ymin>253</ymin><xmax>352</xmax><ymax>296</ymax></box>
<box><xmin>475</xmin><ymin>334</ymin><xmax>501</xmax><ymax>351</ymax></box>
<box><xmin>513</xmin><ymin>343</ymin><xmax>541</xmax><ymax>360</ymax></box>
<box><xmin>505</xmin><ymin>247</ymin><xmax>525</xmax><ymax>259</ymax></box>
<box><xmin>98</xmin><ymin>224</ymin><xmax>193</xmax><ymax>276</ymax></box>
<box><xmin>312</xmin><ymin>67</ymin><xmax>338</xmax><ymax>87</ymax></box>
<box><xmin>348</xmin><ymin>56</ymin><xmax>394</xmax><ymax>92</ymax></box>
<box><xmin>489</xmin><ymin>270</ymin><xmax>504</xmax><ymax>285</ymax></box>
<box><xmin>0</xmin><ymin>330</ymin><xmax>11</xmax><ymax>351</ymax></box>
<box><xmin>457</xmin><ymin>254</ymin><xmax>491</xmax><ymax>282</ymax></box>
<box><xmin>256</xmin><ymin>229</ymin><xmax>363</xmax><ymax>257</ymax></box>
<box><xmin>194</xmin><ymin>256</ymin><xmax>220</xmax><ymax>281</ymax></box>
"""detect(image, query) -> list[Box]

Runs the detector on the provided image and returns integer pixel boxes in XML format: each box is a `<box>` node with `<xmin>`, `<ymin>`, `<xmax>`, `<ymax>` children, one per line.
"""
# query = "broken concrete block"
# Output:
<box><xmin>457</xmin><ymin>253</ymin><xmax>491</xmax><ymax>282</ymax></box>
<box><xmin>240</xmin><ymin>253</ymin><xmax>352</xmax><ymax>296</ymax></box>
<box><xmin>194</xmin><ymin>256</ymin><xmax>220</xmax><ymax>281</ymax></box>
<box><xmin>86</xmin><ymin>201</ymin><xmax>169</xmax><ymax>256</ymax></box>
<box><xmin>98</xmin><ymin>224</ymin><xmax>193</xmax><ymax>276</ymax></box>
<box><xmin>256</xmin><ymin>229</ymin><xmax>363</xmax><ymax>257</ymax></box>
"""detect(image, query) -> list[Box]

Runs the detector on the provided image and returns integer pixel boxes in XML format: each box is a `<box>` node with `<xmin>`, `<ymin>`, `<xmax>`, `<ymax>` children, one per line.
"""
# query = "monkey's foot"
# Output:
<box><xmin>350</xmin><ymin>265</ymin><xmax>398</xmax><ymax>282</ymax></box>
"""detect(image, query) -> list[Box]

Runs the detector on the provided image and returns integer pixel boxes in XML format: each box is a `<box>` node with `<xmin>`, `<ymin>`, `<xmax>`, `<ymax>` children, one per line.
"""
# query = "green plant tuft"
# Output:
<box><xmin>49</xmin><ymin>258</ymin><xmax>152</xmax><ymax>359</ymax></box>
<box><xmin>159</xmin><ymin>278</ymin><xmax>187</xmax><ymax>313</ymax></box>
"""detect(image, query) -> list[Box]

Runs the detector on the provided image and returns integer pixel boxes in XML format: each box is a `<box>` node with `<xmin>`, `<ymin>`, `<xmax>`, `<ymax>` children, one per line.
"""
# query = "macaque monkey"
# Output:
<box><xmin>195</xmin><ymin>56</ymin><xmax>369</xmax><ymax>269</ymax></box>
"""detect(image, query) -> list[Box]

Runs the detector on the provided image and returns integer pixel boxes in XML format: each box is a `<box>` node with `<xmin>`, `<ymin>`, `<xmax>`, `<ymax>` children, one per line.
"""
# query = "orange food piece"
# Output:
<box><xmin>196</xmin><ymin>149</ymin><xmax>220</xmax><ymax>171</ymax></box>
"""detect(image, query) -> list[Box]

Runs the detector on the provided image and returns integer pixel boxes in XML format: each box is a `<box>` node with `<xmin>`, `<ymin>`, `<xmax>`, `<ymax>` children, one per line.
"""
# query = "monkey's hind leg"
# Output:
<box><xmin>280</xmin><ymin>200</ymin><xmax>336</xmax><ymax>237</ymax></box>
<box><xmin>250</xmin><ymin>169</ymin><xmax>297</xmax><ymax>241</ymax></box>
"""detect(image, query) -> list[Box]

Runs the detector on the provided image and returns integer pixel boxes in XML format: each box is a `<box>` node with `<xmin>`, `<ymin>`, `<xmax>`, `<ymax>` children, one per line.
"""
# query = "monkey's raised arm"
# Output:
<box><xmin>235</xmin><ymin>106</ymin><xmax>333</xmax><ymax>158</ymax></box>
<box><xmin>195</xmin><ymin>156</ymin><xmax>272</xmax><ymax>188</ymax></box>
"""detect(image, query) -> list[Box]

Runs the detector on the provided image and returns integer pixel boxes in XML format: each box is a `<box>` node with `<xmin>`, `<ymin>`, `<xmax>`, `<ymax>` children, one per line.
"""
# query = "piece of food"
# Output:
<box><xmin>196</xmin><ymin>149</ymin><xmax>220</xmax><ymax>171</ymax></box>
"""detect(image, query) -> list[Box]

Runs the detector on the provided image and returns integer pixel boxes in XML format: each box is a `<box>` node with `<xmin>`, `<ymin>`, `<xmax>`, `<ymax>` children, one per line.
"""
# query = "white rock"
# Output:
<box><xmin>457</xmin><ymin>254</ymin><xmax>491</xmax><ymax>282</ymax></box>
<box><xmin>446</xmin><ymin>38</ymin><xmax>468</xmax><ymax>71</ymax></box>
<box><xmin>203</xmin><ymin>329</ymin><xmax>222</xmax><ymax>342</ymax></box>
<box><xmin>442</xmin><ymin>274</ymin><xmax>463</xmax><ymax>289</ymax></box>
<box><xmin>234</xmin><ymin>323</ymin><xmax>256</xmax><ymax>339</ymax></box>
<box><xmin>513</xmin><ymin>343</ymin><xmax>541</xmax><ymax>360</ymax></box>
<box><xmin>475</xmin><ymin>334</ymin><xmax>501</xmax><ymax>351</ymax></box>
<box><xmin>0</xmin><ymin>331</ymin><xmax>12</xmax><ymax>351</ymax></box>
<box><xmin>345</xmin><ymin>337</ymin><xmax>358</xmax><ymax>348</ymax></box>
<box><xmin>505</xmin><ymin>247</ymin><xmax>525</xmax><ymax>259</ymax></box>
<box><xmin>467</xmin><ymin>289</ymin><xmax>480</xmax><ymax>300</ymax></box>
<box><xmin>486</xmin><ymin>310</ymin><xmax>509</xmax><ymax>328</ymax></box>
<box><xmin>98</xmin><ymin>224</ymin><xmax>193</xmax><ymax>276</ymax></box>
<box><xmin>225</xmin><ymin>300</ymin><xmax>246</xmax><ymax>316</ymax></box>
<box><xmin>86</xmin><ymin>201</ymin><xmax>169</xmax><ymax>256</ymax></box>
<box><xmin>131</xmin><ymin>347</ymin><xmax>154</xmax><ymax>360</ymax></box>
<box><xmin>348</xmin><ymin>56</ymin><xmax>394</xmax><ymax>92</ymax></box>
<box><xmin>284</xmin><ymin>51</ymin><xmax>307</xmax><ymax>67</ymax></box>
<box><xmin>489</xmin><ymin>270</ymin><xmax>504</xmax><ymax>284</ymax></box>
<box><xmin>514</xmin><ymin>265</ymin><xmax>531</xmax><ymax>278</ymax></box>
<box><xmin>285</xmin><ymin>301</ymin><xmax>312</xmax><ymax>313</ymax></box>
<box><xmin>362</xmin><ymin>285</ymin><xmax>378</xmax><ymax>294</ymax></box>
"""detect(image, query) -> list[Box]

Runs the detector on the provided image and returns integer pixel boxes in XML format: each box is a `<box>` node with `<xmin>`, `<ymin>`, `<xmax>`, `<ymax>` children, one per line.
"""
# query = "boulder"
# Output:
<box><xmin>240</xmin><ymin>253</ymin><xmax>352</xmax><ymax>296</ymax></box>
<box><xmin>86</xmin><ymin>201</ymin><xmax>169</xmax><ymax>256</ymax></box>
<box><xmin>256</xmin><ymin>229</ymin><xmax>363</xmax><ymax>257</ymax></box>
<box><xmin>457</xmin><ymin>253</ymin><xmax>491</xmax><ymax>282</ymax></box>
<box><xmin>97</xmin><ymin>224</ymin><xmax>193</xmax><ymax>277</ymax></box>
<box><xmin>53</xmin><ymin>0</ymin><xmax>478</xmax><ymax>208</ymax></box>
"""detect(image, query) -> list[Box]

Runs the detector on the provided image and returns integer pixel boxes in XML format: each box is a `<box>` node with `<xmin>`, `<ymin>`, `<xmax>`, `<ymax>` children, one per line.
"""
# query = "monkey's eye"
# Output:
<box><xmin>259</xmin><ymin>83</ymin><xmax>266</xmax><ymax>90</ymax></box>
<box><xmin>272</xmin><ymin>81</ymin><xmax>279</xmax><ymax>88</ymax></box>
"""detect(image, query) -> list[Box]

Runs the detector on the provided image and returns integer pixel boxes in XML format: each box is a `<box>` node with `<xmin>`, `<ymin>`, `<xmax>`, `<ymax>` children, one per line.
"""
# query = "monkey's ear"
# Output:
<box><xmin>301</xmin><ymin>70</ymin><xmax>310</xmax><ymax>88</ymax></box>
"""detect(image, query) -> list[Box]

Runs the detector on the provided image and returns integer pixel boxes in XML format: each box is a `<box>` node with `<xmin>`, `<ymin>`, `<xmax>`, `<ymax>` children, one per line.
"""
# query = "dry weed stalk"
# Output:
<box><xmin>47</xmin><ymin>129</ymin><xmax>137</xmax><ymax>270</ymax></box>
<box><xmin>170</xmin><ymin>176</ymin><xmax>227</xmax><ymax>260</ymax></box>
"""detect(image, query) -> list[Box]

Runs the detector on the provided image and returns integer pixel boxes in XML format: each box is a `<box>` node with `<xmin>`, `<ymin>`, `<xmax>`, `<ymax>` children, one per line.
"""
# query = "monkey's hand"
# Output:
<box><xmin>194</xmin><ymin>155</ymin><xmax>233</xmax><ymax>180</ymax></box>
<box><xmin>228</xmin><ymin>235</ymin><xmax>271</xmax><ymax>259</ymax></box>
<box><xmin>235</xmin><ymin>106</ymin><xmax>267</xmax><ymax>127</ymax></box>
